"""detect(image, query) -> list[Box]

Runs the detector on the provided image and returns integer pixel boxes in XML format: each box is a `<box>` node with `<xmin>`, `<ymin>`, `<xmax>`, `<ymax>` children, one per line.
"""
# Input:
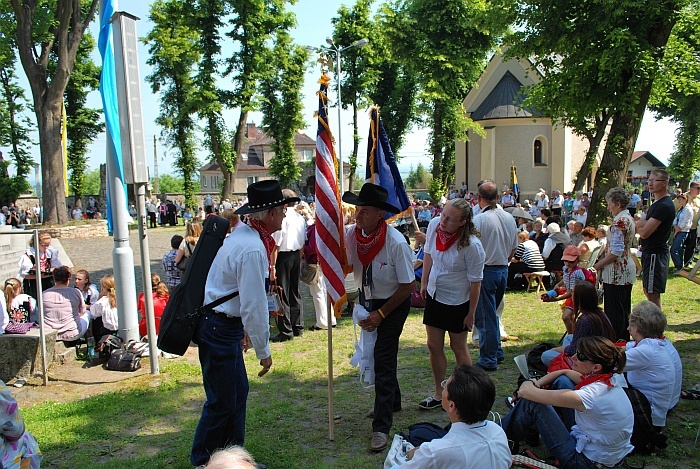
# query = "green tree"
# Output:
<box><xmin>261</xmin><ymin>31</ymin><xmax>308</xmax><ymax>187</ymax></box>
<box><xmin>144</xmin><ymin>0</ymin><xmax>201</xmax><ymax>209</ymax></box>
<box><xmin>8</xmin><ymin>0</ymin><xmax>100</xmax><ymax>224</ymax></box>
<box><xmin>509</xmin><ymin>0</ymin><xmax>688</xmax><ymax>228</ymax></box>
<box><xmin>157</xmin><ymin>173</ymin><xmax>185</xmax><ymax>193</ymax></box>
<box><xmin>649</xmin><ymin>5</ymin><xmax>700</xmax><ymax>189</ymax></box>
<box><xmin>0</xmin><ymin>9</ymin><xmax>34</xmax><ymax>205</ymax></box>
<box><xmin>191</xmin><ymin>0</ymin><xmax>236</xmax><ymax>198</ymax></box>
<box><xmin>389</xmin><ymin>0</ymin><xmax>512</xmax><ymax>195</ymax></box>
<box><xmin>62</xmin><ymin>33</ymin><xmax>103</xmax><ymax>203</ymax></box>
<box><xmin>405</xmin><ymin>162</ymin><xmax>430</xmax><ymax>189</ymax></box>
<box><xmin>82</xmin><ymin>168</ymin><xmax>101</xmax><ymax>195</ymax></box>
<box><xmin>331</xmin><ymin>0</ymin><xmax>377</xmax><ymax>190</ymax></box>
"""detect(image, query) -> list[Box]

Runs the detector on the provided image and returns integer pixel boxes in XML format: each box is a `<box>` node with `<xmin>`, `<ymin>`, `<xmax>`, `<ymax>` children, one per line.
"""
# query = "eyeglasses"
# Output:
<box><xmin>441</xmin><ymin>379</ymin><xmax>448</xmax><ymax>389</ymax></box>
<box><xmin>648</xmin><ymin>179</ymin><xmax>668</xmax><ymax>184</ymax></box>
<box><xmin>440</xmin><ymin>212</ymin><xmax>462</xmax><ymax>224</ymax></box>
<box><xmin>576</xmin><ymin>350</ymin><xmax>591</xmax><ymax>362</ymax></box>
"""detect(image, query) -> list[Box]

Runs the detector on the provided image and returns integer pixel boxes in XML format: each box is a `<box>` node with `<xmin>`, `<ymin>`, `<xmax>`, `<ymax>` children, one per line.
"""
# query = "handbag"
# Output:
<box><xmin>300</xmin><ymin>260</ymin><xmax>320</xmax><ymax>285</ymax></box>
<box><xmin>4</xmin><ymin>321</ymin><xmax>33</xmax><ymax>334</ymax></box>
<box><xmin>176</xmin><ymin>243</ymin><xmax>193</xmax><ymax>271</ymax></box>
<box><xmin>267</xmin><ymin>284</ymin><xmax>288</xmax><ymax>317</ymax></box>
<box><xmin>95</xmin><ymin>334</ymin><xmax>124</xmax><ymax>359</ymax></box>
<box><xmin>383</xmin><ymin>434</ymin><xmax>415</xmax><ymax>469</ymax></box>
<box><xmin>410</xmin><ymin>290</ymin><xmax>426</xmax><ymax>308</ymax></box>
<box><xmin>106</xmin><ymin>349</ymin><xmax>142</xmax><ymax>372</ymax></box>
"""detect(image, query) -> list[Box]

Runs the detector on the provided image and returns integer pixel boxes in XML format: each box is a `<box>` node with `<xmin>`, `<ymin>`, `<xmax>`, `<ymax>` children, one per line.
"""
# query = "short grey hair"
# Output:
<box><xmin>629</xmin><ymin>301</ymin><xmax>667</xmax><ymax>338</ymax></box>
<box><xmin>247</xmin><ymin>205</ymin><xmax>284</xmax><ymax>221</ymax></box>
<box><xmin>203</xmin><ymin>445</ymin><xmax>256</xmax><ymax>469</ymax></box>
<box><xmin>606</xmin><ymin>187</ymin><xmax>630</xmax><ymax>208</ymax></box>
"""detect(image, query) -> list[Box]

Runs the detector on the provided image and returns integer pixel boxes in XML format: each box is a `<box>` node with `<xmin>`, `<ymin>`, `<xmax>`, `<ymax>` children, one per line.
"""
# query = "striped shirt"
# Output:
<box><xmin>513</xmin><ymin>239</ymin><xmax>545</xmax><ymax>270</ymax></box>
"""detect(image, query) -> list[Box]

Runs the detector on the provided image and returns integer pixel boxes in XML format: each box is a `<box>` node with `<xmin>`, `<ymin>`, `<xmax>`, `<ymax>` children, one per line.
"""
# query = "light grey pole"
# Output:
<box><xmin>136</xmin><ymin>183</ymin><xmax>159</xmax><ymax>373</ymax></box>
<box><xmin>33</xmin><ymin>230</ymin><xmax>47</xmax><ymax>386</ymax></box>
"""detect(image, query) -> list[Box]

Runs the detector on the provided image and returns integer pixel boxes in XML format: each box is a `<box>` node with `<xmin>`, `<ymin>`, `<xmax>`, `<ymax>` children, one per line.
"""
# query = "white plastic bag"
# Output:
<box><xmin>384</xmin><ymin>434</ymin><xmax>414</xmax><ymax>469</ymax></box>
<box><xmin>350</xmin><ymin>304</ymin><xmax>377</xmax><ymax>387</ymax></box>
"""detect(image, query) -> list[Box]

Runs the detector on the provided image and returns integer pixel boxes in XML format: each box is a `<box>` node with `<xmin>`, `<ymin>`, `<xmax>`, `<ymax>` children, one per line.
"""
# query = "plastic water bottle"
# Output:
<box><xmin>87</xmin><ymin>336</ymin><xmax>96</xmax><ymax>359</ymax></box>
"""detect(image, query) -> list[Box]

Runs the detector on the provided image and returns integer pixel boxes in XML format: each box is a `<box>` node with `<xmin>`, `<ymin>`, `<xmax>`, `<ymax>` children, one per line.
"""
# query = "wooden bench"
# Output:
<box><xmin>523</xmin><ymin>271</ymin><xmax>550</xmax><ymax>294</ymax></box>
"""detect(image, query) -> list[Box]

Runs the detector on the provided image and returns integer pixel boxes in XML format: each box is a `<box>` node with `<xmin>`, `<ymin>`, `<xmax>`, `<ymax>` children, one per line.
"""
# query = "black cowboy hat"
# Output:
<box><xmin>342</xmin><ymin>183</ymin><xmax>400</xmax><ymax>214</ymax></box>
<box><xmin>235</xmin><ymin>180</ymin><xmax>300</xmax><ymax>215</ymax></box>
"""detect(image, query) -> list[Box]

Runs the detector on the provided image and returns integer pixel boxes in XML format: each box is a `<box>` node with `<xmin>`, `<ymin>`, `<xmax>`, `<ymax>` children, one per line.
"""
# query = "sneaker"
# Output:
<box><xmin>418</xmin><ymin>396</ymin><xmax>442</xmax><ymax>410</ymax></box>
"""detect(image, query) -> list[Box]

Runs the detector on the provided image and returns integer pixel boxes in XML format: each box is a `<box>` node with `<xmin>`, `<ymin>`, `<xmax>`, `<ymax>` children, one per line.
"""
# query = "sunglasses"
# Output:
<box><xmin>576</xmin><ymin>350</ymin><xmax>591</xmax><ymax>362</ymax></box>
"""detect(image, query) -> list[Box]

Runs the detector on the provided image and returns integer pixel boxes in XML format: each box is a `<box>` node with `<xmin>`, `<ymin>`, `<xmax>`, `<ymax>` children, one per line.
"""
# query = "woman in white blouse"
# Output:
<box><xmin>91</xmin><ymin>274</ymin><xmax>119</xmax><ymax>341</ymax></box>
<box><xmin>417</xmin><ymin>198</ymin><xmax>485</xmax><ymax>410</ymax></box>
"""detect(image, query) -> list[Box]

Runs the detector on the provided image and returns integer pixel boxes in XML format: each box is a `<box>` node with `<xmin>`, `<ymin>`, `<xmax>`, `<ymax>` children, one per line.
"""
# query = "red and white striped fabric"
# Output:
<box><xmin>314</xmin><ymin>75</ymin><xmax>348</xmax><ymax>314</ymax></box>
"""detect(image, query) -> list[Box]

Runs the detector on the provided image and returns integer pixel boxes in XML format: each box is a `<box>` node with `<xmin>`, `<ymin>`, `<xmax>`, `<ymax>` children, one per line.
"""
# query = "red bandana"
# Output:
<box><xmin>248</xmin><ymin>218</ymin><xmax>276</xmax><ymax>262</ymax></box>
<box><xmin>355</xmin><ymin>222</ymin><xmax>388</xmax><ymax>266</ymax></box>
<box><xmin>435</xmin><ymin>227</ymin><xmax>460</xmax><ymax>252</ymax></box>
<box><xmin>575</xmin><ymin>373</ymin><xmax>613</xmax><ymax>390</ymax></box>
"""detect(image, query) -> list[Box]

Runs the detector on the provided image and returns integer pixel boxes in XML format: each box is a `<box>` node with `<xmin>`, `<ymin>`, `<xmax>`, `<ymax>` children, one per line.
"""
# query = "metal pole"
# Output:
<box><xmin>34</xmin><ymin>230</ymin><xmax>47</xmax><ymax>386</ymax></box>
<box><xmin>136</xmin><ymin>183</ymin><xmax>159</xmax><ymax>374</ymax></box>
<box><xmin>336</xmin><ymin>50</ymin><xmax>343</xmax><ymax>194</ymax></box>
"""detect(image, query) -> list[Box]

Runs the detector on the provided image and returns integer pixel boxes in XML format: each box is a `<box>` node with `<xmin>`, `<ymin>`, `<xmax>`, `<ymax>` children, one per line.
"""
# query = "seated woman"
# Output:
<box><xmin>541</xmin><ymin>281</ymin><xmax>616</xmax><ymax>367</ymax></box>
<box><xmin>3</xmin><ymin>278</ymin><xmax>38</xmax><ymax>323</ymax></box>
<box><xmin>138</xmin><ymin>273</ymin><xmax>170</xmax><ymax>338</ymax></box>
<box><xmin>43</xmin><ymin>266</ymin><xmax>89</xmax><ymax>341</ymax></box>
<box><xmin>91</xmin><ymin>274</ymin><xmax>118</xmax><ymax>341</ymax></box>
<box><xmin>542</xmin><ymin>222</ymin><xmax>569</xmax><ymax>275</ymax></box>
<box><xmin>74</xmin><ymin>269</ymin><xmax>99</xmax><ymax>311</ymax></box>
<box><xmin>625</xmin><ymin>301</ymin><xmax>682</xmax><ymax>430</ymax></box>
<box><xmin>578</xmin><ymin>227</ymin><xmax>601</xmax><ymax>268</ymax></box>
<box><xmin>18</xmin><ymin>232</ymin><xmax>62</xmax><ymax>299</ymax></box>
<box><xmin>0</xmin><ymin>380</ymin><xmax>42</xmax><ymax>468</ymax></box>
<box><xmin>507</xmin><ymin>231</ymin><xmax>545</xmax><ymax>289</ymax></box>
<box><xmin>501</xmin><ymin>336</ymin><xmax>633</xmax><ymax>467</ymax></box>
<box><xmin>175</xmin><ymin>221</ymin><xmax>202</xmax><ymax>268</ymax></box>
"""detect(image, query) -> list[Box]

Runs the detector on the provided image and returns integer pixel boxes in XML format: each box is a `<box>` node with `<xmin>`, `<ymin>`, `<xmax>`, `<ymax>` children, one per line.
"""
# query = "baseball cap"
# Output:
<box><xmin>561</xmin><ymin>245</ymin><xmax>582</xmax><ymax>261</ymax></box>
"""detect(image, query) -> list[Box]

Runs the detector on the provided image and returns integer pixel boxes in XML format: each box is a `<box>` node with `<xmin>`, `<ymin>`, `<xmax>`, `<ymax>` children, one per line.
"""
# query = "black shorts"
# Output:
<box><xmin>422</xmin><ymin>294</ymin><xmax>470</xmax><ymax>334</ymax></box>
<box><xmin>641</xmin><ymin>250</ymin><xmax>669</xmax><ymax>294</ymax></box>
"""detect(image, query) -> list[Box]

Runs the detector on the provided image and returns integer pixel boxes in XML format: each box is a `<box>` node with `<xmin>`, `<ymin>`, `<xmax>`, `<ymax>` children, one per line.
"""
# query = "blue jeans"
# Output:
<box><xmin>191</xmin><ymin>313</ymin><xmax>248</xmax><ymax>466</ymax></box>
<box><xmin>550</xmin><ymin>375</ymin><xmax>576</xmax><ymax>431</ymax></box>
<box><xmin>671</xmin><ymin>232</ymin><xmax>688</xmax><ymax>270</ymax></box>
<box><xmin>474</xmin><ymin>266</ymin><xmax>506</xmax><ymax>368</ymax></box>
<box><xmin>501</xmin><ymin>398</ymin><xmax>595</xmax><ymax>468</ymax></box>
<box><xmin>541</xmin><ymin>335</ymin><xmax>573</xmax><ymax>367</ymax></box>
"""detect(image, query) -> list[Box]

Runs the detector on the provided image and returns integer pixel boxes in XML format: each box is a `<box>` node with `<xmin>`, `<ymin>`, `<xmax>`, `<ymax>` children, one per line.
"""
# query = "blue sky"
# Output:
<box><xmin>10</xmin><ymin>0</ymin><xmax>679</xmax><ymax>183</ymax></box>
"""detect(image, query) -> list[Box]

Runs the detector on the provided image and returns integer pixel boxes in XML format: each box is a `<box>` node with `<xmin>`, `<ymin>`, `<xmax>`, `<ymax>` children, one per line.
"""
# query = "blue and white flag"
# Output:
<box><xmin>365</xmin><ymin>107</ymin><xmax>412</xmax><ymax>220</ymax></box>
<box><xmin>98</xmin><ymin>0</ymin><xmax>128</xmax><ymax>233</ymax></box>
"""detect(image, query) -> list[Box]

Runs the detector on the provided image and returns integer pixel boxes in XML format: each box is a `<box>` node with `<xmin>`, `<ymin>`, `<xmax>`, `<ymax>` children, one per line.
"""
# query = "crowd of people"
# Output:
<box><xmin>0</xmin><ymin>173</ymin><xmax>695</xmax><ymax>468</ymax></box>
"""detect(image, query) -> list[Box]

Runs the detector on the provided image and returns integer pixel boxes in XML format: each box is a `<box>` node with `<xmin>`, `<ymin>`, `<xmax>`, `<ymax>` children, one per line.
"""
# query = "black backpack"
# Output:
<box><xmin>157</xmin><ymin>216</ymin><xmax>232</xmax><ymax>355</ymax></box>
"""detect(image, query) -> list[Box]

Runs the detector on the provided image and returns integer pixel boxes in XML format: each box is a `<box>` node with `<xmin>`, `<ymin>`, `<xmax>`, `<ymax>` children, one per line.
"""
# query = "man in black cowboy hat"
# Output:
<box><xmin>191</xmin><ymin>179</ymin><xmax>298</xmax><ymax>467</ymax></box>
<box><xmin>343</xmin><ymin>182</ymin><xmax>415</xmax><ymax>452</ymax></box>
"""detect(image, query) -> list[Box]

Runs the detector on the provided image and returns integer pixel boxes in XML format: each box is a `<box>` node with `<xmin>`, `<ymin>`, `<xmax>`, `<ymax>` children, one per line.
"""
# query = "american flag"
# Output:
<box><xmin>314</xmin><ymin>75</ymin><xmax>348</xmax><ymax>314</ymax></box>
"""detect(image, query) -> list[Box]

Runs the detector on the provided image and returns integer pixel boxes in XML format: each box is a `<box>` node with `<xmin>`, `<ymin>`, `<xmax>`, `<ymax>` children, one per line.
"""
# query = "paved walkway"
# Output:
<box><xmin>59</xmin><ymin>225</ymin><xmax>186</xmax><ymax>292</ymax></box>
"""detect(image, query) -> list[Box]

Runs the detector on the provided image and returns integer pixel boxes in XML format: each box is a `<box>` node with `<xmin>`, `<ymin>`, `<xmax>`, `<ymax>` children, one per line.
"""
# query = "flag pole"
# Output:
<box><xmin>327</xmin><ymin>299</ymin><xmax>335</xmax><ymax>440</ymax></box>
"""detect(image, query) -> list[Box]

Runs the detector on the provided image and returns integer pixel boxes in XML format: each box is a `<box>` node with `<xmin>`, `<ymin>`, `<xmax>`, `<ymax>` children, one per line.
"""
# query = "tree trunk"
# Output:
<box><xmin>208</xmin><ymin>115</ymin><xmax>234</xmax><ymax>198</ymax></box>
<box><xmin>349</xmin><ymin>103</ymin><xmax>359</xmax><ymax>191</ymax></box>
<box><xmin>573</xmin><ymin>124</ymin><xmax>608</xmax><ymax>192</ymax></box>
<box><xmin>37</xmin><ymin>103</ymin><xmax>68</xmax><ymax>225</ymax></box>
<box><xmin>431</xmin><ymin>105</ymin><xmax>443</xmax><ymax>182</ymax></box>
<box><xmin>232</xmin><ymin>110</ymin><xmax>248</xmax><ymax>192</ymax></box>
<box><xmin>587</xmin><ymin>15</ymin><xmax>677</xmax><ymax>229</ymax></box>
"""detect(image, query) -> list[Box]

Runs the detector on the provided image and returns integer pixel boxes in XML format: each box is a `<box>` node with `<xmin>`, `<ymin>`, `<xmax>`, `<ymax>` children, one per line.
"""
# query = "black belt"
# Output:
<box><xmin>212</xmin><ymin>311</ymin><xmax>243</xmax><ymax>323</ymax></box>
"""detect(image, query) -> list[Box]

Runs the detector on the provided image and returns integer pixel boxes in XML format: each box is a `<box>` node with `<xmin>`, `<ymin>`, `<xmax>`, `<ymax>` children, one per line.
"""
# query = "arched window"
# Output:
<box><xmin>534</xmin><ymin>139</ymin><xmax>543</xmax><ymax>166</ymax></box>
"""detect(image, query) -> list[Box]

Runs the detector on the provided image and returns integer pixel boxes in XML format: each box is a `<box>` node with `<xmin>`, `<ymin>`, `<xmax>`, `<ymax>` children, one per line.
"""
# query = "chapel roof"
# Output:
<box><xmin>470</xmin><ymin>71</ymin><xmax>542</xmax><ymax>121</ymax></box>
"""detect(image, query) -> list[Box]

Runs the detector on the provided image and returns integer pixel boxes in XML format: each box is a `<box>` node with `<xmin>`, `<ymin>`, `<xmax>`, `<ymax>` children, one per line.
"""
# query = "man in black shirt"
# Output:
<box><xmin>636</xmin><ymin>169</ymin><xmax>675</xmax><ymax>308</ymax></box>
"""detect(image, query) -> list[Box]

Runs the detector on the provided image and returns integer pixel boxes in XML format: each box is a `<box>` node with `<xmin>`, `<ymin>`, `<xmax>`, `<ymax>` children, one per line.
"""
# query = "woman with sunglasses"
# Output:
<box><xmin>501</xmin><ymin>336</ymin><xmax>633</xmax><ymax>468</ymax></box>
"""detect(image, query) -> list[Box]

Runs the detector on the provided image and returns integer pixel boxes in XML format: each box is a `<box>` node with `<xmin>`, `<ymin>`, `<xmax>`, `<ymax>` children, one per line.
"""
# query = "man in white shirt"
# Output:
<box><xmin>343</xmin><ymin>183</ymin><xmax>415</xmax><ymax>452</ymax></box>
<box><xmin>395</xmin><ymin>364</ymin><xmax>512</xmax><ymax>468</ymax></box>
<box><xmin>270</xmin><ymin>190</ymin><xmax>308</xmax><ymax>341</ymax></box>
<box><xmin>203</xmin><ymin>194</ymin><xmax>213</xmax><ymax>214</ymax></box>
<box><xmin>550</xmin><ymin>190</ymin><xmax>563</xmax><ymax>218</ymax></box>
<box><xmin>190</xmin><ymin>180</ymin><xmax>298</xmax><ymax>467</ymax></box>
<box><xmin>473</xmin><ymin>180</ymin><xmax>518</xmax><ymax>371</ymax></box>
<box><xmin>500</xmin><ymin>189</ymin><xmax>516</xmax><ymax>208</ymax></box>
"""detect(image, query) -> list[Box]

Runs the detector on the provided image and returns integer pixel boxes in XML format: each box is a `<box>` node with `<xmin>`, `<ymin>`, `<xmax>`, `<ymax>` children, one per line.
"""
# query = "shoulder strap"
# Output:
<box><xmin>198</xmin><ymin>291</ymin><xmax>240</xmax><ymax>315</ymax></box>
<box><xmin>186</xmin><ymin>243</ymin><xmax>192</xmax><ymax>255</ymax></box>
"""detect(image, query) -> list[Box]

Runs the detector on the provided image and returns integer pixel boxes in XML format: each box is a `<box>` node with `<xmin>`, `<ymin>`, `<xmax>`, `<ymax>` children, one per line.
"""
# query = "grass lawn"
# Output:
<box><xmin>22</xmin><ymin>275</ymin><xmax>700</xmax><ymax>468</ymax></box>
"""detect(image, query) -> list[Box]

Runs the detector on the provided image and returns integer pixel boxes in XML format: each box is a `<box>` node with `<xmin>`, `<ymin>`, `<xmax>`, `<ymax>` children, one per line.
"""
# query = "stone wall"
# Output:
<box><xmin>39</xmin><ymin>221</ymin><xmax>109</xmax><ymax>239</ymax></box>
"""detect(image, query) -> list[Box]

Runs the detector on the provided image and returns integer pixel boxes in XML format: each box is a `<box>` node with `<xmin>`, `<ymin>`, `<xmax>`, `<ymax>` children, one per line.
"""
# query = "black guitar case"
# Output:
<box><xmin>157</xmin><ymin>215</ymin><xmax>230</xmax><ymax>355</ymax></box>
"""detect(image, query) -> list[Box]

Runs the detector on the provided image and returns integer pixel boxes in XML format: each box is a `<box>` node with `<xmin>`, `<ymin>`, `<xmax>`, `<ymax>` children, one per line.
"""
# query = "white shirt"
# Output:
<box><xmin>424</xmin><ymin>218</ymin><xmax>484</xmax><ymax>305</ymax></box>
<box><xmin>77</xmin><ymin>284</ymin><xmax>100</xmax><ymax>307</ymax></box>
<box><xmin>204</xmin><ymin>223</ymin><xmax>270</xmax><ymax>360</ymax></box>
<box><xmin>18</xmin><ymin>246</ymin><xmax>63</xmax><ymax>279</ymax></box>
<box><xmin>72</xmin><ymin>208</ymin><xmax>82</xmax><ymax>220</ymax></box>
<box><xmin>91</xmin><ymin>296</ymin><xmax>119</xmax><ymax>331</ymax></box>
<box><xmin>272</xmin><ymin>207</ymin><xmax>307</xmax><ymax>252</ymax></box>
<box><xmin>345</xmin><ymin>224</ymin><xmax>415</xmax><ymax>300</ymax></box>
<box><xmin>10</xmin><ymin>294</ymin><xmax>37</xmax><ymax>323</ymax></box>
<box><xmin>396</xmin><ymin>421</ymin><xmax>512</xmax><ymax>469</ymax></box>
<box><xmin>551</xmin><ymin>195</ymin><xmax>563</xmax><ymax>208</ymax></box>
<box><xmin>572</xmin><ymin>199</ymin><xmax>582</xmax><ymax>211</ymax></box>
<box><xmin>625</xmin><ymin>338</ymin><xmax>682</xmax><ymax>427</ymax></box>
<box><xmin>473</xmin><ymin>207</ymin><xmax>518</xmax><ymax>266</ymax></box>
<box><xmin>572</xmin><ymin>375</ymin><xmax>634</xmax><ymax>466</ymax></box>
<box><xmin>574</xmin><ymin>212</ymin><xmax>588</xmax><ymax>225</ymax></box>
<box><xmin>0</xmin><ymin>294</ymin><xmax>8</xmax><ymax>334</ymax></box>
<box><xmin>674</xmin><ymin>206</ymin><xmax>693</xmax><ymax>232</ymax></box>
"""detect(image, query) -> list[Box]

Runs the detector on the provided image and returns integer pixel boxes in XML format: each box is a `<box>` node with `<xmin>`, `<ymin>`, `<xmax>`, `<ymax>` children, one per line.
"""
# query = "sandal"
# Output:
<box><xmin>418</xmin><ymin>396</ymin><xmax>442</xmax><ymax>410</ymax></box>
<box><xmin>680</xmin><ymin>389</ymin><xmax>700</xmax><ymax>400</ymax></box>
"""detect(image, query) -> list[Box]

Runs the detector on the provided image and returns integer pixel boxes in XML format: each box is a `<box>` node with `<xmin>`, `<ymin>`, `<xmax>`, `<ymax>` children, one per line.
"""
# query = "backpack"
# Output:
<box><xmin>404</xmin><ymin>422</ymin><xmax>450</xmax><ymax>446</ymax></box>
<box><xmin>573</xmin><ymin>265</ymin><xmax>596</xmax><ymax>284</ymax></box>
<box><xmin>157</xmin><ymin>215</ymin><xmax>232</xmax><ymax>355</ymax></box>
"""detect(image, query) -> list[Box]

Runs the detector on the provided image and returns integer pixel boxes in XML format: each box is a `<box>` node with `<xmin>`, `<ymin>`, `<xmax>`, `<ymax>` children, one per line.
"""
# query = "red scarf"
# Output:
<box><xmin>355</xmin><ymin>222</ymin><xmax>387</xmax><ymax>266</ymax></box>
<box><xmin>436</xmin><ymin>227</ymin><xmax>460</xmax><ymax>252</ymax></box>
<box><xmin>248</xmin><ymin>218</ymin><xmax>276</xmax><ymax>262</ymax></box>
<box><xmin>575</xmin><ymin>373</ymin><xmax>613</xmax><ymax>390</ymax></box>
